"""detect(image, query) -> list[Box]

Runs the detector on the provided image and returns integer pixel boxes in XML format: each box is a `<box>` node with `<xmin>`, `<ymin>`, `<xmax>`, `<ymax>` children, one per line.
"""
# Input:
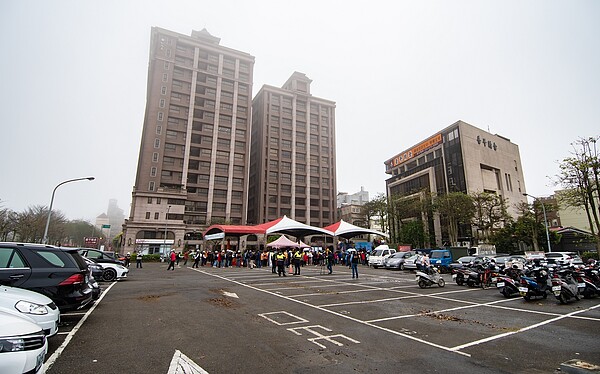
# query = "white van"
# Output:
<box><xmin>368</xmin><ymin>245</ymin><xmax>396</xmax><ymax>268</ymax></box>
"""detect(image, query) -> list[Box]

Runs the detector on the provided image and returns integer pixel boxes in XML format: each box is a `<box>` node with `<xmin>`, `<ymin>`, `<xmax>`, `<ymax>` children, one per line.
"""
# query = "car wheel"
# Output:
<box><xmin>373</xmin><ymin>265</ymin><xmax>378</xmax><ymax>269</ymax></box>
<box><xmin>399</xmin><ymin>263</ymin><xmax>405</xmax><ymax>271</ymax></box>
<box><xmin>102</xmin><ymin>268</ymin><xmax>117</xmax><ymax>282</ymax></box>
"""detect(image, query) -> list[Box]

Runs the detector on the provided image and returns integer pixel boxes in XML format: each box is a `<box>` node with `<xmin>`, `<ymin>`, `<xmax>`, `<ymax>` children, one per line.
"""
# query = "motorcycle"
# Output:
<box><xmin>519</xmin><ymin>266</ymin><xmax>551</xmax><ymax>301</ymax></box>
<box><xmin>416</xmin><ymin>267</ymin><xmax>445</xmax><ymax>288</ymax></box>
<box><xmin>574</xmin><ymin>268</ymin><xmax>600</xmax><ymax>299</ymax></box>
<box><xmin>452</xmin><ymin>267</ymin><xmax>473</xmax><ymax>286</ymax></box>
<box><xmin>551</xmin><ymin>268</ymin><xmax>581</xmax><ymax>304</ymax></box>
<box><xmin>497</xmin><ymin>266</ymin><xmax>522</xmax><ymax>298</ymax></box>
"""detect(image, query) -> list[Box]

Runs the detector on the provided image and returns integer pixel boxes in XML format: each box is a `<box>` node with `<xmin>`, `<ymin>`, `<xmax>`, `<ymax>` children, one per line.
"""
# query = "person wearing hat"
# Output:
<box><xmin>167</xmin><ymin>249</ymin><xmax>176</xmax><ymax>270</ymax></box>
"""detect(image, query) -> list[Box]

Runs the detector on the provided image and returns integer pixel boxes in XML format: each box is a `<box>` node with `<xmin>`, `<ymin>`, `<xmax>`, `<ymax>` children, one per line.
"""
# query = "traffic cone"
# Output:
<box><xmin>288</xmin><ymin>264</ymin><xmax>293</xmax><ymax>274</ymax></box>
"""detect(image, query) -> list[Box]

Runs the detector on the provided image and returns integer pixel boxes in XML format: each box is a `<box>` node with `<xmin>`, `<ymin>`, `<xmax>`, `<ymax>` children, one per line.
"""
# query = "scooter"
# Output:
<box><xmin>497</xmin><ymin>275</ymin><xmax>521</xmax><ymax>298</ymax></box>
<box><xmin>519</xmin><ymin>267</ymin><xmax>551</xmax><ymax>301</ymax></box>
<box><xmin>575</xmin><ymin>268</ymin><xmax>600</xmax><ymax>299</ymax></box>
<box><xmin>452</xmin><ymin>267</ymin><xmax>472</xmax><ymax>286</ymax></box>
<box><xmin>416</xmin><ymin>267</ymin><xmax>445</xmax><ymax>288</ymax></box>
<box><xmin>497</xmin><ymin>266</ymin><xmax>522</xmax><ymax>298</ymax></box>
<box><xmin>551</xmin><ymin>268</ymin><xmax>581</xmax><ymax>304</ymax></box>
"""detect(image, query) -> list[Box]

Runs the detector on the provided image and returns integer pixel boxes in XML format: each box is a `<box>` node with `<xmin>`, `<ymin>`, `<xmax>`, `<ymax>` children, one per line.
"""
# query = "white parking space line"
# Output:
<box><xmin>43</xmin><ymin>282</ymin><xmax>117</xmax><ymax>372</ymax></box>
<box><xmin>486</xmin><ymin>302</ymin><xmax>600</xmax><ymax>322</ymax></box>
<box><xmin>451</xmin><ymin>302</ymin><xmax>600</xmax><ymax>352</ymax></box>
<box><xmin>193</xmin><ymin>268</ymin><xmax>471</xmax><ymax>357</ymax></box>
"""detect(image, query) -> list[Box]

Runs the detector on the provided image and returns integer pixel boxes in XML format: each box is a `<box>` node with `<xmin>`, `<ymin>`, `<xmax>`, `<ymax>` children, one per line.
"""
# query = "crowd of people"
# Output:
<box><xmin>161</xmin><ymin>246</ymin><xmax>370</xmax><ymax>277</ymax></box>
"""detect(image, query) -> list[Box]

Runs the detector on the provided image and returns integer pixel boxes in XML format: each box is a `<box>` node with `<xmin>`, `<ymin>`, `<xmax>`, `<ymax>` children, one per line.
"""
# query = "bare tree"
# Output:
<box><xmin>470</xmin><ymin>191</ymin><xmax>511</xmax><ymax>243</ymax></box>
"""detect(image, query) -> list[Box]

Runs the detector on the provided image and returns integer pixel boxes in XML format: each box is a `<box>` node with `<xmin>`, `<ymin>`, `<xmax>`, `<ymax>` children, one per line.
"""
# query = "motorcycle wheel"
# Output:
<box><xmin>456</xmin><ymin>277</ymin><xmax>464</xmax><ymax>286</ymax></box>
<box><xmin>418</xmin><ymin>279</ymin><xmax>427</xmax><ymax>289</ymax></box>
<box><xmin>542</xmin><ymin>292</ymin><xmax>547</xmax><ymax>299</ymax></box>
<box><xmin>523</xmin><ymin>294</ymin><xmax>531</xmax><ymax>301</ymax></box>
<box><xmin>501</xmin><ymin>288</ymin><xmax>510</xmax><ymax>298</ymax></box>
<box><xmin>437</xmin><ymin>278</ymin><xmax>445</xmax><ymax>287</ymax></box>
<box><xmin>558</xmin><ymin>293</ymin><xmax>568</xmax><ymax>305</ymax></box>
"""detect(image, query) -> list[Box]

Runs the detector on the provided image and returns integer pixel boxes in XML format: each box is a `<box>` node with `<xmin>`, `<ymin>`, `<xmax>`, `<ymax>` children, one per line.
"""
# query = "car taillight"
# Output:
<box><xmin>59</xmin><ymin>273</ymin><xmax>85</xmax><ymax>285</ymax></box>
<box><xmin>520</xmin><ymin>279</ymin><xmax>527</xmax><ymax>285</ymax></box>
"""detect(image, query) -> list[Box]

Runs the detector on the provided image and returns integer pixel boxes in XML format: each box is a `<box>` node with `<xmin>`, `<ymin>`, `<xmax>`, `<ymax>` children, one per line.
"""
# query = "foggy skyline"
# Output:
<box><xmin>1</xmin><ymin>0</ymin><xmax>598</xmax><ymax>223</ymax></box>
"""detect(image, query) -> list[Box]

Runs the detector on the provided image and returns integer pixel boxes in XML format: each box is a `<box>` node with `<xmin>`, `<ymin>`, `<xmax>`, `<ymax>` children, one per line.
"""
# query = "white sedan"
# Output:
<box><xmin>99</xmin><ymin>262</ymin><xmax>129</xmax><ymax>282</ymax></box>
<box><xmin>0</xmin><ymin>310</ymin><xmax>47</xmax><ymax>374</ymax></box>
<box><xmin>0</xmin><ymin>285</ymin><xmax>60</xmax><ymax>337</ymax></box>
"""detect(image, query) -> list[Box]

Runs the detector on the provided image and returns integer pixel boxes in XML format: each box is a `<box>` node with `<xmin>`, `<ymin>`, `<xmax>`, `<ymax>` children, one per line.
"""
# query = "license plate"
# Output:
<box><xmin>452</xmin><ymin>274</ymin><xmax>457</xmax><ymax>279</ymax></box>
<box><xmin>491</xmin><ymin>277</ymin><xmax>497</xmax><ymax>283</ymax></box>
<box><xmin>552</xmin><ymin>285</ymin><xmax>561</xmax><ymax>292</ymax></box>
<box><xmin>578</xmin><ymin>283</ymin><xmax>585</xmax><ymax>288</ymax></box>
<box><xmin>518</xmin><ymin>287</ymin><xmax>528</xmax><ymax>293</ymax></box>
<box><xmin>496</xmin><ymin>282</ymin><xmax>505</xmax><ymax>288</ymax></box>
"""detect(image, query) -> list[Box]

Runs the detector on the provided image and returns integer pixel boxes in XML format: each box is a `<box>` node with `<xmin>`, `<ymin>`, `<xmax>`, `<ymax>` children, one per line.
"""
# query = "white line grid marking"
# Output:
<box><xmin>287</xmin><ymin>325</ymin><xmax>360</xmax><ymax>349</ymax></box>
<box><xmin>258</xmin><ymin>311</ymin><xmax>309</xmax><ymax>326</ymax></box>
<box><xmin>193</xmin><ymin>267</ymin><xmax>600</xmax><ymax>358</ymax></box>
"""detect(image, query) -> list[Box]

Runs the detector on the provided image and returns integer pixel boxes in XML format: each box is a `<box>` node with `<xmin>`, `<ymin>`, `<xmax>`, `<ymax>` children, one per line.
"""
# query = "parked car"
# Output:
<box><xmin>494</xmin><ymin>255</ymin><xmax>527</xmax><ymax>269</ymax></box>
<box><xmin>448</xmin><ymin>256</ymin><xmax>477</xmax><ymax>270</ymax></box>
<box><xmin>545</xmin><ymin>252</ymin><xmax>583</xmax><ymax>266</ymax></box>
<box><xmin>82</xmin><ymin>256</ymin><xmax>104</xmax><ymax>280</ymax></box>
<box><xmin>403</xmin><ymin>254</ymin><xmax>422</xmax><ymax>270</ymax></box>
<box><xmin>97</xmin><ymin>262</ymin><xmax>129</xmax><ymax>282</ymax></box>
<box><xmin>368</xmin><ymin>245</ymin><xmax>396</xmax><ymax>268</ymax></box>
<box><xmin>77</xmin><ymin>248</ymin><xmax>125</xmax><ymax>266</ymax></box>
<box><xmin>384</xmin><ymin>251</ymin><xmax>416</xmax><ymax>270</ymax></box>
<box><xmin>0</xmin><ymin>310</ymin><xmax>47</xmax><ymax>374</ymax></box>
<box><xmin>0</xmin><ymin>242</ymin><xmax>94</xmax><ymax>312</ymax></box>
<box><xmin>0</xmin><ymin>285</ymin><xmax>60</xmax><ymax>337</ymax></box>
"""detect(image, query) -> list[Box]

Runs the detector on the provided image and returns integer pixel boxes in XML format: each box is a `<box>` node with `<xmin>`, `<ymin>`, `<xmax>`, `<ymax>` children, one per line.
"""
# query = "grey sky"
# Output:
<box><xmin>1</xmin><ymin>0</ymin><xmax>598</xmax><ymax>223</ymax></box>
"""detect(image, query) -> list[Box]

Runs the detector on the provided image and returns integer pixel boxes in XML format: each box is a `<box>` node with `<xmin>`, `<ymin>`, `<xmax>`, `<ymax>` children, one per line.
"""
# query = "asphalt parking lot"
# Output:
<box><xmin>44</xmin><ymin>262</ymin><xmax>600</xmax><ymax>374</ymax></box>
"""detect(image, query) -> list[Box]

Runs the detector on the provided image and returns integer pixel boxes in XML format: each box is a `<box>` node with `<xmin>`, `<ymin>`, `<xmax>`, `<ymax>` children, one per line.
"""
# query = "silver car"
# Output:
<box><xmin>384</xmin><ymin>251</ymin><xmax>416</xmax><ymax>270</ymax></box>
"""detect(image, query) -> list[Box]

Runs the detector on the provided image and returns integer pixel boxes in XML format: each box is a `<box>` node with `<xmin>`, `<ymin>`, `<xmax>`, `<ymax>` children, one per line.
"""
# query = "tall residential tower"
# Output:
<box><xmin>248</xmin><ymin>72</ymin><xmax>337</xmax><ymax>228</ymax></box>
<box><xmin>123</xmin><ymin>27</ymin><xmax>254</xmax><ymax>255</ymax></box>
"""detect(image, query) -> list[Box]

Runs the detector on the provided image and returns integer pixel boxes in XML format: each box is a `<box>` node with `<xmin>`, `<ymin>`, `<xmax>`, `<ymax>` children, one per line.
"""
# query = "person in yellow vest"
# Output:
<box><xmin>275</xmin><ymin>249</ymin><xmax>287</xmax><ymax>277</ymax></box>
<box><xmin>293</xmin><ymin>249</ymin><xmax>303</xmax><ymax>275</ymax></box>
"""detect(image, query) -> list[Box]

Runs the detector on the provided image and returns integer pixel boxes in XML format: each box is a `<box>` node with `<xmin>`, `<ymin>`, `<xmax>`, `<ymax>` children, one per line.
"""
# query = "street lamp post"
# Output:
<box><xmin>523</xmin><ymin>193</ymin><xmax>552</xmax><ymax>253</ymax></box>
<box><xmin>43</xmin><ymin>177</ymin><xmax>95</xmax><ymax>244</ymax></box>
<box><xmin>163</xmin><ymin>205</ymin><xmax>172</xmax><ymax>259</ymax></box>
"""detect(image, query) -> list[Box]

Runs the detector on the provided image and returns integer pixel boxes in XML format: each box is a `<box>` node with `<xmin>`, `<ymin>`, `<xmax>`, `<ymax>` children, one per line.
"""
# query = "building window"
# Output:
<box><xmin>154</xmin><ymin>139</ymin><xmax>160</xmax><ymax>148</ymax></box>
<box><xmin>145</xmin><ymin>212</ymin><xmax>150</xmax><ymax>219</ymax></box>
<box><xmin>154</xmin><ymin>212</ymin><xmax>159</xmax><ymax>220</ymax></box>
<box><xmin>150</xmin><ymin>167</ymin><xmax>157</xmax><ymax>177</ymax></box>
<box><xmin>164</xmin><ymin>61</ymin><xmax>170</xmax><ymax>70</ymax></box>
<box><xmin>162</xmin><ymin>73</ymin><xmax>168</xmax><ymax>82</ymax></box>
<box><xmin>161</xmin><ymin>86</ymin><xmax>167</xmax><ymax>95</ymax></box>
<box><xmin>152</xmin><ymin>152</ymin><xmax>159</xmax><ymax>162</ymax></box>
<box><xmin>148</xmin><ymin>181</ymin><xmax>155</xmax><ymax>191</ymax></box>
<box><xmin>156</xmin><ymin>125</ymin><xmax>162</xmax><ymax>135</ymax></box>
<box><xmin>147</xmin><ymin>197</ymin><xmax>153</xmax><ymax>204</ymax></box>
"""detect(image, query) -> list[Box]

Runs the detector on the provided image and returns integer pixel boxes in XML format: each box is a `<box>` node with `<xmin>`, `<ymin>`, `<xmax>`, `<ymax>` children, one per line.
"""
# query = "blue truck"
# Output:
<box><xmin>429</xmin><ymin>247</ymin><xmax>470</xmax><ymax>273</ymax></box>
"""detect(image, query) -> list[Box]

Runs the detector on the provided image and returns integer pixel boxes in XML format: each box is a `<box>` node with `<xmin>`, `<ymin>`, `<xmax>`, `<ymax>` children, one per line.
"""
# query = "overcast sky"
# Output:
<box><xmin>1</xmin><ymin>0</ymin><xmax>598</xmax><ymax>223</ymax></box>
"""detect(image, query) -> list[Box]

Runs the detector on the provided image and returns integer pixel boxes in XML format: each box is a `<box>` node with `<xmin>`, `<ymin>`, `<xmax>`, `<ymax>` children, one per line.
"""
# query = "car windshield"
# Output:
<box><xmin>373</xmin><ymin>250</ymin><xmax>384</xmax><ymax>256</ymax></box>
<box><xmin>430</xmin><ymin>252</ymin><xmax>444</xmax><ymax>259</ymax></box>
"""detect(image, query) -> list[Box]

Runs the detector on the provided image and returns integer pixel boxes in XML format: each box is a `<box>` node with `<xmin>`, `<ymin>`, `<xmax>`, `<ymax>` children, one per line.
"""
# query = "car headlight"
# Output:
<box><xmin>15</xmin><ymin>300</ymin><xmax>49</xmax><ymax>315</ymax></box>
<box><xmin>0</xmin><ymin>338</ymin><xmax>25</xmax><ymax>352</ymax></box>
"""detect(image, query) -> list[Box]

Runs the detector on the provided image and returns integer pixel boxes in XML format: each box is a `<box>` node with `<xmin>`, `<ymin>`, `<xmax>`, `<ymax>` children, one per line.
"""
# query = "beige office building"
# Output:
<box><xmin>123</xmin><ymin>27</ymin><xmax>254</xmax><ymax>256</ymax></box>
<box><xmin>248</xmin><ymin>72</ymin><xmax>337</xmax><ymax>229</ymax></box>
<box><xmin>384</xmin><ymin>120</ymin><xmax>527</xmax><ymax>247</ymax></box>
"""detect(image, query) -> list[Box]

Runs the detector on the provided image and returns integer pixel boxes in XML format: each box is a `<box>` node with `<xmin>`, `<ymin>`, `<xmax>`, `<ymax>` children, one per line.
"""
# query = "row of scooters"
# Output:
<box><xmin>451</xmin><ymin>261</ymin><xmax>600</xmax><ymax>304</ymax></box>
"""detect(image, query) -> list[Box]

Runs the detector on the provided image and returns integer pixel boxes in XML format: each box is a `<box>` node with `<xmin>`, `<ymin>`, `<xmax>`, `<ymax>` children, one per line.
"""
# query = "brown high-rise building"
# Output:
<box><xmin>248</xmin><ymin>72</ymin><xmax>337</xmax><ymax>228</ymax></box>
<box><xmin>123</xmin><ymin>27</ymin><xmax>254</xmax><ymax>256</ymax></box>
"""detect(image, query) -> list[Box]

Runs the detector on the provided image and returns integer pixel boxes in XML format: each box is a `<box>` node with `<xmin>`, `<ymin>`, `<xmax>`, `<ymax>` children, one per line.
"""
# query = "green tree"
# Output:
<box><xmin>433</xmin><ymin>192</ymin><xmax>475</xmax><ymax>245</ymax></box>
<box><xmin>397</xmin><ymin>220</ymin><xmax>425</xmax><ymax>248</ymax></box>
<box><xmin>555</xmin><ymin>136</ymin><xmax>600</xmax><ymax>246</ymax></box>
<box><xmin>362</xmin><ymin>193</ymin><xmax>388</xmax><ymax>232</ymax></box>
<box><xmin>470</xmin><ymin>191</ymin><xmax>511</xmax><ymax>243</ymax></box>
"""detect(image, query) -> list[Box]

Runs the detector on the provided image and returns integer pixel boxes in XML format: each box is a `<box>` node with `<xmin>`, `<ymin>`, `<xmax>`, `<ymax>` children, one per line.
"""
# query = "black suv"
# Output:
<box><xmin>0</xmin><ymin>242</ymin><xmax>93</xmax><ymax>311</ymax></box>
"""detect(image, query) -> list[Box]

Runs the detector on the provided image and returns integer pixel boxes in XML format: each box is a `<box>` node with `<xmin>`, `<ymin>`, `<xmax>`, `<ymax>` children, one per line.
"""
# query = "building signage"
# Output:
<box><xmin>135</xmin><ymin>239</ymin><xmax>174</xmax><ymax>244</ymax></box>
<box><xmin>387</xmin><ymin>133</ymin><xmax>442</xmax><ymax>168</ymax></box>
